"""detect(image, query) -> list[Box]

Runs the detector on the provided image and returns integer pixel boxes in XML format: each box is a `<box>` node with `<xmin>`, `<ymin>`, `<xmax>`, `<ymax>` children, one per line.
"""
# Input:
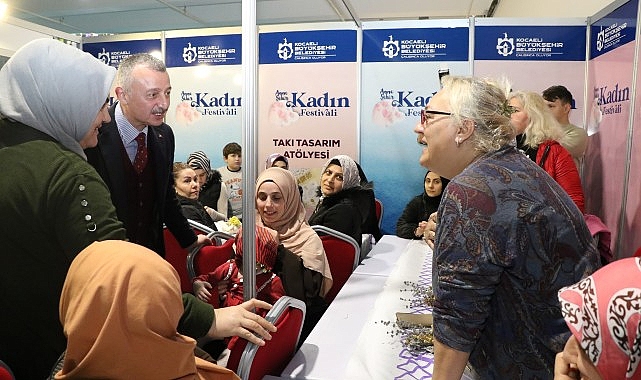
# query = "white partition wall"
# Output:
<box><xmin>360</xmin><ymin>19</ymin><xmax>471</xmax><ymax>234</ymax></box>
<box><xmin>257</xmin><ymin>23</ymin><xmax>360</xmax><ymax>215</ymax></box>
<box><xmin>585</xmin><ymin>0</ymin><xmax>639</xmax><ymax>258</ymax></box>
<box><xmin>473</xmin><ymin>18</ymin><xmax>588</xmax><ymax>128</ymax></box>
<box><xmin>164</xmin><ymin>28</ymin><xmax>243</xmax><ymax>168</ymax></box>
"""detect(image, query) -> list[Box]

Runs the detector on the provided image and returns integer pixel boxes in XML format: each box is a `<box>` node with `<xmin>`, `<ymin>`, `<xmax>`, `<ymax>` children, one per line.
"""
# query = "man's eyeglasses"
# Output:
<box><xmin>420</xmin><ymin>109</ymin><xmax>452</xmax><ymax>125</ymax></box>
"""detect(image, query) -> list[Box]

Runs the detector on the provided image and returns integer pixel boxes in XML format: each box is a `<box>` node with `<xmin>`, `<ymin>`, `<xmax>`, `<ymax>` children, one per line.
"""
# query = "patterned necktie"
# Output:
<box><xmin>133</xmin><ymin>132</ymin><xmax>148</xmax><ymax>174</ymax></box>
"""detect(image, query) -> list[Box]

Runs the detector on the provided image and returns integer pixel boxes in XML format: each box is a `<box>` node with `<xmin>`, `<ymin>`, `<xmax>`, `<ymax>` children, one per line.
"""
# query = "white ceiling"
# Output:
<box><xmin>4</xmin><ymin>0</ymin><xmax>497</xmax><ymax>35</ymax></box>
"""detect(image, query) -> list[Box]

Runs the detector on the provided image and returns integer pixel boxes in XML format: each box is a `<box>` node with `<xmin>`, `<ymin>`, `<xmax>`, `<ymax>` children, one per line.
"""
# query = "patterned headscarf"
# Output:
<box><xmin>235</xmin><ymin>225</ymin><xmax>280</xmax><ymax>270</ymax></box>
<box><xmin>558</xmin><ymin>257</ymin><xmax>641</xmax><ymax>380</ymax></box>
<box><xmin>187</xmin><ymin>151</ymin><xmax>212</xmax><ymax>180</ymax></box>
<box><xmin>0</xmin><ymin>39</ymin><xmax>115</xmax><ymax>160</ymax></box>
<box><xmin>56</xmin><ymin>240</ymin><xmax>238</xmax><ymax>380</ymax></box>
<box><xmin>255</xmin><ymin>167</ymin><xmax>332</xmax><ymax>296</ymax></box>
<box><xmin>265</xmin><ymin>153</ymin><xmax>289</xmax><ymax>170</ymax></box>
<box><xmin>320</xmin><ymin>155</ymin><xmax>361</xmax><ymax>193</ymax></box>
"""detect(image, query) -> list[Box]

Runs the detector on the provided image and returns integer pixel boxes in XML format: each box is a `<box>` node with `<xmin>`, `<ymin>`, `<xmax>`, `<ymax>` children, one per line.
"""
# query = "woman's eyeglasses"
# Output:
<box><xmin>420</xmin><ymin>109</ymin><xmax>452</xmax><ymax>124</ymax></box>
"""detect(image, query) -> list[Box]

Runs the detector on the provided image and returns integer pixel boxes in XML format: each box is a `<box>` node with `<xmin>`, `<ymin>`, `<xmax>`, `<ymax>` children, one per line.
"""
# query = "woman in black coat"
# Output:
<box><xmin>172</xmin><ymin>162</ymin><xmax>218</xmax><ymax>230</ymax></box>
<box><xmin>396</xmin><ymin>170</ymin><xmax>449</xmax><ymax>240</ymax></box>
<box><xmin>308</xmin><ymin>155</ymin><xmax>364</xmax><ymax>245</ymax></box>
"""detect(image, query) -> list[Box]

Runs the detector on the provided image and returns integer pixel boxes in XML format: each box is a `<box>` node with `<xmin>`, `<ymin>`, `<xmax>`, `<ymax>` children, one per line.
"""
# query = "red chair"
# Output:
<box><xmin>226</xmin><ymin>296</ymin><xmax>306</xmax><ymax>380</ymax></box>
<box><xmin>187</xmin><ymin>233</ymin><xmax>236</xmax><ymax>280</ymax></box>
<box><xmin>163</xmin><ymin>220</ymin><xmax>216</xmax><ymax>293</ymax></box>
<box><xmin>0</xmin><ymin>360</ymin><xmax>15</xmax><ymax>380</ymax></box>
<box><xmin>374</xmin><ymin>198</ymin><xmax>383</xmax><ymax>228</ymax></box>
<box><xmin>186</xmin><ymin>231</ymin><xmax>236</xmax><ymax>306</ymax></box>
<box><xmin>311</xmin><ymin>225</ymin><xmax>360</xmax><ymax>304</ymax></box>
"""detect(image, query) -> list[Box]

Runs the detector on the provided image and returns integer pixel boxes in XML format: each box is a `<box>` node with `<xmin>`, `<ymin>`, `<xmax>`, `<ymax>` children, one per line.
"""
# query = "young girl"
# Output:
<box><xmin>192</xmin><ymin>225</ymin><xmax>285</xmax><ymax>314</ymax></box>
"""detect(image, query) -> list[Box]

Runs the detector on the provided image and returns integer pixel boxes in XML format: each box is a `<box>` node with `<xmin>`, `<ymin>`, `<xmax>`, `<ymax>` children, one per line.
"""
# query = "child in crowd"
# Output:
<box><xmin>192</xmin><ymin>225</ymin><xmax>285</xmax><ymax>315</ymax></box>
<box><xmin>217</xmin><ymin>142</ymin><xmax>243</xmax><ymax>220</ymax></box>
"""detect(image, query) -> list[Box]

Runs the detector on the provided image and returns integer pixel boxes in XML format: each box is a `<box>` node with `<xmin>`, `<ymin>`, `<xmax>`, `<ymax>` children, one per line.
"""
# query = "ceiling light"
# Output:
<box><xmin>0</xmin><ymin>2</ymin><xmax>8</xmax><ymax>19</ymax></box>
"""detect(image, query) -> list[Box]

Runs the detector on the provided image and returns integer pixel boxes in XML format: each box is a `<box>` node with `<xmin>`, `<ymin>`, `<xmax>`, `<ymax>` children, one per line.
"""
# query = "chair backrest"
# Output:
<box><xmin>227</xmin><ymin>296</ymin><xmax>306</xmax><ymax>380</ymax></box>
<box><xmin>374</xmin><ymin>198</ymin><xmax>383</xmax><ymax>228</ymax></box>
<box><xmin>0</xmin><ymin>360</ymin><xmax>15</xmax><ymax>380</ymax></box>
<box><xmin>209</xmin><ymin>230</ymin><xmax>236</xmax><ymax>246</ymax></box>
<box><xmin>163</xmin><ymin>220</ymin><xmax>216</xmax><ymax>293</ymax></box>
<box><xmin>189</xmin><ymin>219</ymin><xmax>215</xmax><ymax>235</ymax></box>
<box><xmin>360</xmin><ymin>233</ymin><xmax>374</xmax><ymax>261</ymax></box>
<box><xmin>311</xmin><ymin>225</ymin><xmax>360</xmax><ymax>304</ymax></box>
<box><xmin>186</xmin><ymin>233</ymin><xmax>236</xmax><ymax>281</ymax></box>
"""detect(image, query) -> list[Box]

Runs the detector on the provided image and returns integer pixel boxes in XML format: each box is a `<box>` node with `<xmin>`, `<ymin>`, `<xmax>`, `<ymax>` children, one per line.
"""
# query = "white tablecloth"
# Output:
<box><xmin>281</xmin><ymin>236</ymin><xmax>439</xmax><ymax>379</ymax></box>
<box><xmin>343</xmin><ymin>239</ymin><xmax>434</xmax><ymax>379</ymax></box>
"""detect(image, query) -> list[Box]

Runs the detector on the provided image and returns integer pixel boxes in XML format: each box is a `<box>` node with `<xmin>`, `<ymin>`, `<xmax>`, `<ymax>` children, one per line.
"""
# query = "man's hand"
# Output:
<box><xmin>187</xmin><ymin>234</ymin><xmax>212</xmax><ymax>252</ymax></box>
<box><xmin>208</xmin><ymin>299</ymin><xmax>277</xmax><ymax>346</ymax></box>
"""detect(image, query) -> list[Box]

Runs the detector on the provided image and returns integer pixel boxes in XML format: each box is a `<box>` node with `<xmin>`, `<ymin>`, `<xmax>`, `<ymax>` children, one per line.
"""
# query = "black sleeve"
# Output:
<box><xmin>310</xmin><ymin>203</ymin><xmax>362</xmax><ymax>245</ymax></box>
<box><xmin>396</xmin><ymin>196</ymin><xmax>423</xmax><ymax>239</ymax></box>
<box><xmin>179</xmin><ymin>202</ymin><xmax>217</xmax><ymax>230</ymax></box>
<box><xmin>273</xmin><ymin>245</ymin><xmax>324</xmax><ymax>303</ymax></box>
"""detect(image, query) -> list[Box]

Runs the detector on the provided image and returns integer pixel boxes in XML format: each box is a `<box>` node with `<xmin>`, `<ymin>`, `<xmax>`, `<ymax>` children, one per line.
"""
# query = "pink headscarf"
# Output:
<box><xmin>558</xmin><ymin>257</ymin><xmax>641</xmax><ymax>380</ymax></box>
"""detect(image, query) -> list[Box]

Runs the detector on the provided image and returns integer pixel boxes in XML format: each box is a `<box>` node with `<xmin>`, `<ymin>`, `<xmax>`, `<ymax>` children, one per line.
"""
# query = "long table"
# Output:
<box><xmin>281</xmin><ymin>235</ymin><xmax>439</xmax><ymax>379</ymax></box>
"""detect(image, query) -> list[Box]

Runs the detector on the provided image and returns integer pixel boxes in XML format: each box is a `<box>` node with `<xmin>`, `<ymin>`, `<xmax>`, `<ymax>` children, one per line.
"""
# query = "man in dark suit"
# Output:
<box><xmin>86</xmin><ymin>53</ymin><xmax>209</xmax><ymax>256</ymax></box>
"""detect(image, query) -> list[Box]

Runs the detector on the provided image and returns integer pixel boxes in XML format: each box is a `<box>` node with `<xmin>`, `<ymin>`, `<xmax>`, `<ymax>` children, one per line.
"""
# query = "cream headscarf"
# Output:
<box><xmin>56</xmin><ymin>240</ymin><xmax>238</xmax><ymax>380</ymax></box>
<box><xmin>0</xmin><ymin>39</ymin><xmax>115</xmax><ymax>159</ymax></box>
<box><xmin>256</xmin><ymin>167</ymin><xmax>332</xmax><ymax>296</ymax></box>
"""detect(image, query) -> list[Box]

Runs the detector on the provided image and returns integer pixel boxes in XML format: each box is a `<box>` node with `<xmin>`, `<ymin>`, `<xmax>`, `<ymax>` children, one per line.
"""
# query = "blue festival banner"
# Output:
<box><xmin>83</xmin><ymin>39</ymin><xmax>161</xmax><ymax>67</ymax></box>
<box><xmin>590</xmin><ymin>0</ymin><xmax>638</xmax><ymax>59</ymax></box>
<box><xmin>166</xmin><ymin>34</ymin><xmax>242</xmax><ymax>67</ymax></box>
<box><xmin>259</xmin><ymin>30</ymin><xmax>357</xmax><ymax>64</ymax></box>
<box><xmin>362</xmin><ymin>27</ymin><xmax>469</xmax><ymax>62</ymax></box>
<box><xmin>475</xmin><ymin>25</ymin><xmax>586</xmax><ymax>61</ymax></box>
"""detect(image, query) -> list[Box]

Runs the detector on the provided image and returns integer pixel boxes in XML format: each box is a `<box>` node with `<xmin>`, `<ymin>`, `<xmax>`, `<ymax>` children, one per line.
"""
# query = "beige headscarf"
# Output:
<box><xmin>256</xmin><ymin>167</ymin><xmax>332</xmax><ymax>296</ymax></box>
<box><xmin>56</xmin><ymin>240</ymin><xmax>238</xmax><ymax>380</ymax></box>
<box><xmin>0</xmin><ymin>38</ymin><xmax>115</xmax><ymax>159</ymax></box>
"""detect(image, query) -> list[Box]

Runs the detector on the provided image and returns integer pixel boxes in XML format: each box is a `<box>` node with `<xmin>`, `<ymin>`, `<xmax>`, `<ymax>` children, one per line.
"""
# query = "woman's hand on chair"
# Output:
<box><xmin>207</xmin><ymin>299</ymin><xmax>277</xmax><ymax>346</ymax></box>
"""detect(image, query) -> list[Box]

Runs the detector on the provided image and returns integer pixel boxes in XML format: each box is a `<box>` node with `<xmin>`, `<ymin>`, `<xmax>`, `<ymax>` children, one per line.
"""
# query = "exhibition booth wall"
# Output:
<box><xmin>2</xmin><ymin>0</ymin><xmax>639</xmax><ymax>257</ymax></box>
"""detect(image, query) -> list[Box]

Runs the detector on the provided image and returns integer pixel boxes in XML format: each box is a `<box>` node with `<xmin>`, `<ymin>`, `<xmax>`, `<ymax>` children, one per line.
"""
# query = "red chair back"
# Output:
<box><xmin>187</xmin><ymin>237</ymin><xmax>235</xmax><ymax>280</ymax></box>
<box><xmin>0</xmin><ymin>360</ymin><xmax>14</xmax><ymax>380</ymax></box>
<box><xmin>164</xmin><ymin>220</ymin><xmax>216</xmax><ymax>293</ymax></box>
<box><xmin>163</xmin><ymin>227</ymin><xmax>192</xmax><ymax>293</ymax></box>
<box><xmin>311</xmin><ymin>225</ymin><xmax>360</xmax><ymax>304</ymax></box>
<box><xmin>227</xmin><ymin>296</ymin><xmax>306</xmax><ymax>380</ymax></box>
<box><xmin>374</xmin><ymin>198</ymin><xmax>383</xmax><ymax>228</ymax></box>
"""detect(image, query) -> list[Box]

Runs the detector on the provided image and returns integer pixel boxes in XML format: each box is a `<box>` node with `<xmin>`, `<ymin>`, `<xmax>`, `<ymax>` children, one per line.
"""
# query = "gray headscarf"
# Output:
<box><xmin>321</xmin><ymin>154</ymin><xmax>361</xmax><ymax>193</ymax></box>
<box><xmin>0</xmin><ymin>39</ymin><xmax>116</xmax><ymax>159</ymax></box>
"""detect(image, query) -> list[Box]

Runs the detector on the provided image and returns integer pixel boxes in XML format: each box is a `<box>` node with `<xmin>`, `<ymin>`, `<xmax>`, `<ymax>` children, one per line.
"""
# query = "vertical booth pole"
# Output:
<box><xmin>242</xmin><ymin>0</ymin><xmax>258</xmax><ymax>301</ymax></box>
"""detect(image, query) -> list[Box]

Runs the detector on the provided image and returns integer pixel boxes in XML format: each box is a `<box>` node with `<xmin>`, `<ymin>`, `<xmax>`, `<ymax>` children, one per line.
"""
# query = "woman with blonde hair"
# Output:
<box><xmin>509</xmin><ymin>91</ymin><xmax>585</xmax><ymax>212</ymax></box>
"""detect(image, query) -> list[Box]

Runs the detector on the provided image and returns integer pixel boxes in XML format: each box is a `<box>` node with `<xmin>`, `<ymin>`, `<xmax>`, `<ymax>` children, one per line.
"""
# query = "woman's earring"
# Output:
<box><xmin>455</xmin><ymin>137</ymin><xmax>461</xmax><ymax>147</ymax></box>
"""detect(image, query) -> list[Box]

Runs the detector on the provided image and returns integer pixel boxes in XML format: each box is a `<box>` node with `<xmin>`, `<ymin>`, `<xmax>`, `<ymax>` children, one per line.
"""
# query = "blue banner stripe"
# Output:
<box><xmin>166</xmin><ymin>35</ymin><xmax>242</xmax><ymax>67</ymax></box>
<box><xmin>259</xmin><ymin>30</ymin><xmax>357</xmax><ymax>64</ymax></box>
<box><xmin>83</xmin><ymin>40</ymin><xmax>162</xmax><ymax>68</ymax></box>
<box><xmin>475</xmin><ymin>25</ymin><xmax>586</xmax><ymax>61</ymax></box>
<box><xmin>362</xmin><ymin>28</ymin><xmax>469</xmax><ymax>62</ymax></box>
<box><xmin>590</xmin><ymin>0</ymin><xmax>638</xmax><ymax>59</ymax></box>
